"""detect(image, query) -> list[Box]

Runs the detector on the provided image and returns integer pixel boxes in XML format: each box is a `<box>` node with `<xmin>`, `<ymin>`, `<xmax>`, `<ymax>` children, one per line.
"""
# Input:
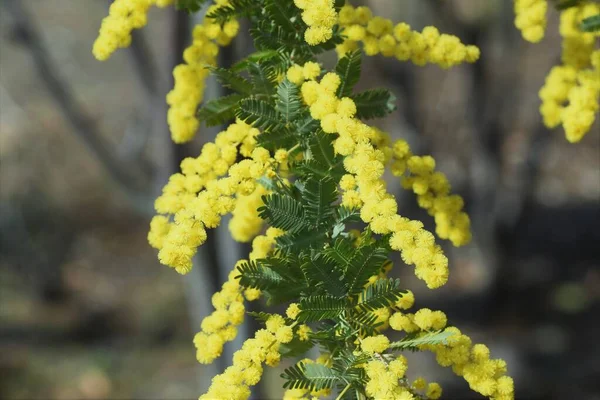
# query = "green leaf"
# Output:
<box><xmin>323</xmin><ymin>237</ymin><xmax>356</xmax><ymax>268</ymax></box>
<box><xmin>206</xmin><ymin>65</ymin><xmax>253</xmax><ymax>95</ymax></box>
<box><xmin>197</xmin><ymin>93</ymin><xmax>245</xmax><ymax>126</ymax></box>
<box><xmin>309</xmin><ymin>131</ymin><xmax>338</xmax><ymax>169</ymax></box>
<box><xmin>247</xmin><ymin>62</ymin><xmax>277</xmax><ymax>95</ymax></box>
<box><xmin>302</xmin><ymin>176</ymin><xmax>337</xmax><ymax>227</ymax></box>
<box><xmin>389</xmin><ymin>330</ymin><xmax>456</xmax><ymax>350</ymax></box>
<box><xmin>205</xmin><ymin>0</ymin><xmax>254</xmax><ymax>23</ymax></box>
<box><xmin>555</xmin><ymin>0</ymin><xmax>584</xmax><ymax>10</ymax></box>
<box><xmin>336</xmin><ymin>206</ymin><xmax>361</xmax><ymax>225</ymax></box>
<box><xmin>265</xmin><ymin>1</ymin><xmax>300</xmax><ymax>32</ymax></box>
<box><xmin>344</xmin><ymin>245</ymin><xmax>388</xmax><ymax>295</ymax></box>
<box><xmin>293</xmin><ymin>160</ymin><xmax>330</xmax><ymax>179</ymax></box>
<box><xmin>282</xmin><ymin>362</ymin><xmax>339</xmax><ymax>391</ymax></box>
<box><xmin>347</xmin><ymin>311</ymin><xmax>383</xmax><ymax>337</ymax></box>
<box><xmin>297</xmin><ymin>295</ymin><xmax>347</xmax><ymax>322</ymax></box>
<box><xmin>279</xmin><ymin>335</ymin><xmax>314</xmax><ymax>358</ymax></box>
<box><xmin>256</xmin><ymin>129</ymin><xmax>298</xmax><ymax>152</ymax></box>
<box><xmin>276</xmin><ymin>78</ymin><xmax>302</xmax><ymax>122</ymax></box>
<box><xmin>247</xmin><ymin>311</ymin><xmax>275</xmax><ymax>323</ymax></box>
<box><xmin>275</xmin><ymin>228</ymin><xmax>327</xmax><ymax>254</ymax></box>
<box><xmin>294</xmin><ymin>113</ymin><xmax>321</xmax><ymax>137</ymax></box>
<box><xmin>301</xmin><ymin>255</ymin><xmax>346</xmax><ymax>297</ymax></box>
<box><xmin>231</xmin><ymin>50</ymin><xmax>280</xmax><ymax>72</ymax></box>
<box><xmin>335</xmin><ymin>50</ymin><xmax>362</xmax><ymax>97</ymax></box>
<box><xmin>581</xmin><ymin>15</ymin><xmax>600</xmax><ymax>32</ymax></box>
<box><xmin>357</xmin><ymin>278</ymin><xmax>405</xmax><ymax>312</ymax></box>
<box><xmin>176</xmin><ymin>0</ymin><xmax>210</xmax><ymax>13</ymax></box>
<box><xmin>236</xmin><ymin>260</ymin><xmax>285</xmax><ymax>290</ymax></box>
<box><xmin>236</xmin><ymin>98</ymin><xmax>284</xmax><ymax>131</ymax></box>
<box><xmin>258</xmin><ymin>194</ymin><xmax>310</xmax><ymax>233</ymax></box>
<box><xmin>351</xmin><ymin>89</ymin><xmax>397</xmax><ymax>120</ymax></box>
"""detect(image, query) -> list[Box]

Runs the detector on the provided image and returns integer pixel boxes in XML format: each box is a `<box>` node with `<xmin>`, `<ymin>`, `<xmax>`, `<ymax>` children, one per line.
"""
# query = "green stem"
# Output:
<box><xmin>335</xmin><ymin>383</ymin><xmax>351</xmax><ymax>400</ymax></box>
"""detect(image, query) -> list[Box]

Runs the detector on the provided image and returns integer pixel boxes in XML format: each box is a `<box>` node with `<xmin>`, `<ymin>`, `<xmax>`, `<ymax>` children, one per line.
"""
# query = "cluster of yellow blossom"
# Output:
<box><xmin>200</xmin><ymin>315</ymin><xmax>293</xmax><ymax>400</ymax></box>
<box><xmin>229</xmin><ymin>185</ymin><xmax>268</xmax><ymax>242</ymax></box>
<box><xmin>193</xmin><ymin>263</ymin><xmax>246</xmax><ymax>364</ymax></box>
<box><xmin>297</xmin><ymin>67</ymin><xmax>449</xmax><ymax>289</ymax></box>
<box><xmin>422</xmin><ymin>328</ymin><xmax>514</xmax><ymax>400</ymax></box>
<box><xmin>363</xmin><ymin>357</ymin><xmax>414</xmax><ymax>400</ymax></box>
<box><xmin>390</xmin><ymin>139</ymin><xmax>472</xmax><ymax>247</ymax></box>
<box><xmin>92</xmin><ymin>0</ymin><xmax>174</xmax><ymax>61</ymax></box>
<box><xmin>518</xmin><ymin>2</ymin><xmax>600</xmax><ymax>142</ymax></box>
<box><xmin>293</xmin><ymin>0</ymin><xmax>337</xmax><ymax>45</ymax></box>
<box><xmin>385</xmin><ymin>293</ymin><xmax>513</xmax><ymax>400</ymax></box>
<box><xmin>550</xmin><ymin>3</ymin><xmax>600</xmax><ymax>143</ymax></box>
<box><xmin>248</xmin><ymin>227</ymin><xmax>284</xmax><ymax>261</ymax></box>
<box><xmin>513</xmin><ymin>0</ymin><xmax>548</xmax><ymax>43</ymax></box>
<box><xmin>389</xmin><ymin>308</ymin><xmax>447</xmax><ymax>334</ymax></box>
<box><xmin>167</xmin><ymin>1</ymin><xmax>240</xmax><ymax>143</ymax></box>
<box><xmin>148</xmin><ymin>121</ymin><xmax>273</xmax><ymax>273</ymax></box>
<box><xmin>286</xmin><ymin>61</ymin><xmax>322</xmax><ymax>85</ymax></box>
<box><xmin>335</xmin><ymin>4</ymin><xmax>480</xmax><ymax>68</ymax></box>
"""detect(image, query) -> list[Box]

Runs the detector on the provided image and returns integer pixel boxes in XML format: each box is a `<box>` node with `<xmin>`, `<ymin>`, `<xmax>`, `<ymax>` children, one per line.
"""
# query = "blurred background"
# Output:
<box><xmin>0</xmin><ymin>0</ymin><xmax>599</xmax><ymax>399</ymax></box>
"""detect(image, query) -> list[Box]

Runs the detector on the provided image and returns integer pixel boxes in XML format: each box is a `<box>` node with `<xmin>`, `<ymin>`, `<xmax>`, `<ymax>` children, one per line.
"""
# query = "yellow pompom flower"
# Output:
<box><xmin>286</xmin><ymin>303</ymin><xmax>301</xmax><ymax>320</ymax></box>
<box><xmin>360</xmin><ymin>334</ymin><xmax>390</xmax><ymax>354</ymax></box>
<box><xmin>294</xmin><ymin>0</ymin><xmax>337</xmax><ymax>45</ymax></box>
<box><xmin>514</xmin><ymin>0</ymin><xmax>548</xmax><ymax>43</ymax></box>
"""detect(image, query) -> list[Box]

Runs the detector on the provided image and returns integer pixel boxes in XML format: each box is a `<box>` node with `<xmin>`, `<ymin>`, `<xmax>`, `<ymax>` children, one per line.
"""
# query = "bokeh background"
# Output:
<box><xmin>1</xmin><ymin>1</ymin><xmax>599</xmax><ymax>399</ymax></box>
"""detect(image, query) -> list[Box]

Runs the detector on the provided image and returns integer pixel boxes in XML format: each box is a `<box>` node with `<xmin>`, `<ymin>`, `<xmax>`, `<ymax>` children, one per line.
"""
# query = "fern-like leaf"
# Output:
<box><xmin>297</xmin><ymin>295</ymin><xmax>347</xmax><ymax>322</ymax></box>
<box><xmin>357</xmin><ymin>278</ymin><xmax>405</xmax><ymax>311</ymax></box>
<box><xmin>197</xmin><ymin>93</ymin><xmax>246</xmax><ymax>126</ymax></box>
<box><xmin>351</xmin><ymin>89</ymin><xmax>397</xmax><ymax>119</ymax></box>
<box><xmin>236</xmin><ymin>98</ymin><xmax>284</xmax><ymax>131</ymax></box>
<box><xmin>335</xmin><ymin>50</ymin><xmax>361</xmax><ymax>97</ymax></box>
<box><xmin>344</xmin><ymin>245</ymin><xmax>388</xmax><ymax>295</ymax></box>
<box><xmin>206</xmin><ymin>65</ymin><xmax>252</xmax><ymax>95</ymax></box>
<box><xmin>276</xmin><ymin>78</ymin><xmax>302</xmax><ymax>122</ymax></box>
<box><xmin>247</xmin><ymin>62</ymin><xmax>277</xmax><ymax>95</ymax></box>
<box><xmin>205</xmin><ymin>0</ymin><xmax>254</xmax><ymax>23</ymax></box>
<box><xmin>236</xmin><ymin>260</ymin><xmax>285</xmax><ymax>290</ymax></box>
<box><xmin>282</xmin><ymin>362</ymin><xmax>339</xmax><ymax>391</ymax></box>
<box><xmin>258</xmin><ymin>194</ymin><xmax>310</xmax><ymax>233</ymax></box>
<box><xmin>301</xmin><ymin>255</ymin><xmax>346</xmax><ymax>297</ymax></box>
<box><xmin>303</xmin><ymin>176</ymin><xmax>337</xmax><ymax>227</ymax></box>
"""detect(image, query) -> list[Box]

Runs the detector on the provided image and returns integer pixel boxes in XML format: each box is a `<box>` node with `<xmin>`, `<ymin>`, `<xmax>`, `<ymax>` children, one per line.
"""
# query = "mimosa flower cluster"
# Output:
<box><xmin>167</xmin><ymin>1</ymin><xmax>240</xmax><ymax>143</ymax></box>
<box><xmin>515</xmin><ymin>1</ymin><xmax>600</xmax><ymax>142</ymax></box>
<box><xmin>335</xmin><ymin>4</ymin><xmax>480</xmax><ymax>68</ymax></box>
<box><xmin>92</xmin><ymin>0</ymin><xmax>174</xmax><ymax>61</ymax></box>
<box><xmin>148</xmin><ymin>120</ymin><xmax>268</xmax><ymax>274</ymax></box>
<box><xmin>200</xmin><ymin>315</ymin><xmax>294</xmax><ymax>400</ymax></box>
<box><xmin>391</xmin><ymin>140</ymin><xmax>472</xmax><ymax>247</ymax></box>
<box><xmin>193</xmin><ymin>263</ymin><xmax>247</xmax><ymax>364</ymax></box>
<box><xmin>297</xmin><ymin>66</ymin><xmax>461</xmax><ymax>289</ymax></box>
<box><xmin>293</xmin><ymin>0</ymin><xmax>337</xmax><ymax>45</ymax></box>
<box><xmin>513</xmin><ymin>0</ymin><xmax>548</xmax><ymax>43</ymax></box>
<box><xmin>92</xmin><ymin>1</ymin><xmax>525</xmax><ymax>398</ymax></box>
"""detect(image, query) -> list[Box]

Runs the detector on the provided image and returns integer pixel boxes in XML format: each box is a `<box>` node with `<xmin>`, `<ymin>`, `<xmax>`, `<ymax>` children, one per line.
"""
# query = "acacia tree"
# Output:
<box><xmin>92</xmin><ymin>0</ymin><xmax>599</xmax><ymax>399</ymax></box>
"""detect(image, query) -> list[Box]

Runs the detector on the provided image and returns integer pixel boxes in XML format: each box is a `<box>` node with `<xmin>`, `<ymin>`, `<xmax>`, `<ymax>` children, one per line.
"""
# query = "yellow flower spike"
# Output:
<box><xmin>93</xmin><ymin>0</ymin><xmax>175</xmax><ymax>61</ymax></box>
<box><xmin>335</xmin><ymin>5</ymin><xmax>480</xmax><ymax>68</ymax></box>
<box><xmin>229</xmin><ymin>185</ymin><xmax>268</xmax><ymax>242</ymax></box>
